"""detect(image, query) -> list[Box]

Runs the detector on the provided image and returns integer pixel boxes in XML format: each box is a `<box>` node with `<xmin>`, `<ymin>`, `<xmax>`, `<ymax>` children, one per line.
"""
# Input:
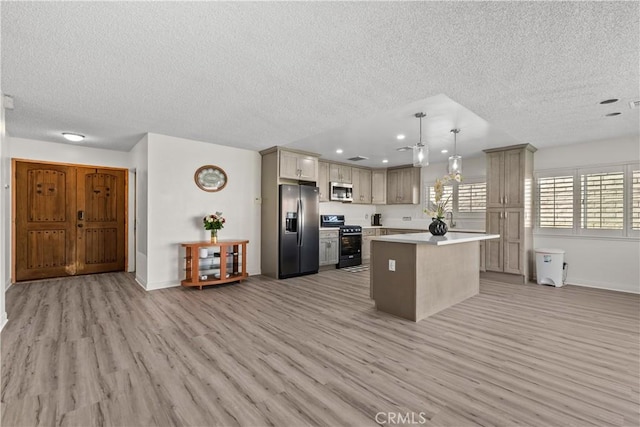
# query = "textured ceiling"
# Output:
<box><xmin>2</xmin><ymin>2</ymin><xmax>638</xmax><ymax>167</ymax></box>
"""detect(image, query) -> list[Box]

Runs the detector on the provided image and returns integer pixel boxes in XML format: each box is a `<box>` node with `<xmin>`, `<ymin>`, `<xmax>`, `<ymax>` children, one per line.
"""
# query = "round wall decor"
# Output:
<box><xmin>194</xmin><ymin>165</ymin><xmax>227</xmax><ymax>192</ymax></box>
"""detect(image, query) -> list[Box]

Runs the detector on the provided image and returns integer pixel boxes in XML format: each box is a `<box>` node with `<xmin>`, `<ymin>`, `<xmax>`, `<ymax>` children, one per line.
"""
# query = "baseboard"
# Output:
<box><xmin>480</xmin><ymin>271</ymin><xmax>527</xmax><ymax>285</ymax></box>
<box><xmin>565</xmin><ymin>279</ymin><xmax>640</xmax><ymax>294</ymax></box>
<box><xmin>0</xmin><ymin>312</ymin><xmax>8</xmax><ymax>333</ymax></box>
<box><xmin>134</xmin><ymin>275</ymin><xmax>147</xmax><ymax>290</ymax></box>
<box><xmin>5</xmin><ymin>278</ymin><xmax>11</xmax><ymax>291</ymax></box>
<box><xmin>146</xmin><ymin>280</ymin><xmax>180</xmax><ymax>291</ymax></box>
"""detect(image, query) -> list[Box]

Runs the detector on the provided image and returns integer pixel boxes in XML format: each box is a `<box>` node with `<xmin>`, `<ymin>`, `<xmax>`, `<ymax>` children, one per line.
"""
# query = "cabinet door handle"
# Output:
<box><xmin>505</xmin><ymin>211</ymin><xmax>508</xmax><ymax>219</ymax></box>
<box><xmin>505</xmin><ymin>196</ymin><xmax>508</xmax><ymax>205</ymax></box>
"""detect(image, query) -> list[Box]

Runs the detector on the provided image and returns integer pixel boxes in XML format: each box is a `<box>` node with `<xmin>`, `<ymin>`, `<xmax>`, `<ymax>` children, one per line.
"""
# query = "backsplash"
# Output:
<box><xmin>318</xmin><ymin>200</ymin><xmax>485</xmax><ymax>231</ymax></box>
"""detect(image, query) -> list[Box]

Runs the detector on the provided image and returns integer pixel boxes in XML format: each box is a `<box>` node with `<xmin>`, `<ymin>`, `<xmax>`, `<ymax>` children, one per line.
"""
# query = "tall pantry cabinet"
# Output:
<box><xmin>483</xmin><ymin>144</ymin><xmax>536</xmax><ymax>284</ymax></box>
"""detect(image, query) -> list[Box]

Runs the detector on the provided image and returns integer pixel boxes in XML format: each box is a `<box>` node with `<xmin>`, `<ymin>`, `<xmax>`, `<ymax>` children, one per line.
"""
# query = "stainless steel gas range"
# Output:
<box><xmin>320</xmin><ymin>215</ymin><xmax>363</xmax><ymax>269</ymax></box>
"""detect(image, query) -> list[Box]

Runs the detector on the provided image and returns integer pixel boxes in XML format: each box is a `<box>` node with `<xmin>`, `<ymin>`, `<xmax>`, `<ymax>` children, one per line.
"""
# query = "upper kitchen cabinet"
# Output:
<box><xmin>387</xmin><ymin>166</ymin><xmax>420</xmax><ymax>205</ymax></box>
<box><xmin>371</xmin><ymin>169</ymin><xmax>387</xmax><ymax>205</ymax></box>
<box><xmin>318</xmin><ymin>161</ymin><xmax>330</xmax><ymax>202</ymax></box>
<box><xmin>485</xmin><ymin>145</ymin><xmax>536</xmax><ymax>208</ymax></box>
<box><xmin>329</xmin><ymin>164</ymin><xmax>352</xmax><ymax>184</ymax></box>
<box><xmin>280</xmin><ymin>149</ymin><xmax>318</xmax><ymax>182</ymax></box>
<box><xmin>352</xmin><ymin>168</ymin><xmax>372</xmax><ymax>204</ymax></box>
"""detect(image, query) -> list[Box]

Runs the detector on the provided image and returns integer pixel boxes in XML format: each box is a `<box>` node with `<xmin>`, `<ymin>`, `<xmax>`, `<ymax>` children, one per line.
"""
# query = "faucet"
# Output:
<box><xmin>445</xmin><ymin>211</ymin><xmax>456</xmax><ymax>228</ymax></box>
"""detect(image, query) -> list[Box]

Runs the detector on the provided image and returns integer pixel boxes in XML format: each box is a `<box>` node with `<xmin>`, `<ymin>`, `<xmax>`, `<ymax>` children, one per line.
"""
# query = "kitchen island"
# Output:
<box><xmin>370</xmin><ymin>232</ymin><xmax>500</xmax><ymax>322</ymax></box>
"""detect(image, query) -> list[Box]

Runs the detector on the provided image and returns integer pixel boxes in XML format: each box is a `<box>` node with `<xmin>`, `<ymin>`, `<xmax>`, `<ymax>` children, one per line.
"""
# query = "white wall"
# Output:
<box><xmin>534</xmin><ymin>136</ymin><xmax>640</xmax><ymax>293</ymax></box>
<box><xmin>144</xmin><ymin>133</ymin><xmax>261</xmax><ymax>290</ymax></box>
<box><xmin>0</xmin><ymin>95</ymin><xmax>9</xmax><ymax>331</ymax></box>
<box><xmin>130</xmin><ymin>135</ymin><xmax>148</xmax><ymax>287</ymax></box>
<box><xmin>8</xmin><ymin>137</ymin><xmax>136</xmax><ymax>272</ymax></box>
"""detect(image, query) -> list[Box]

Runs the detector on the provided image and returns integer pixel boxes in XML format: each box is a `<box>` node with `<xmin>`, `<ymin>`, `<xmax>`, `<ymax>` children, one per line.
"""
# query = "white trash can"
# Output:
<box><xmin>535</xmin><ymin>248</ymin><xmax>565</xmax><ymax>287</ymax></box>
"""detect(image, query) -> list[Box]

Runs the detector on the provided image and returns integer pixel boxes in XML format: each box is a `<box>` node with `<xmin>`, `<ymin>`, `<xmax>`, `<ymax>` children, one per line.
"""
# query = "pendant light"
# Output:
<box><xmin>448</xmin><ymin>128</ymin><xmax>462</xmax><ymax>176</ymax></box>
<box><xmin>413</xmin><ymin>112</ymin><xmax>429</xmax><ymax>167</ymax></box>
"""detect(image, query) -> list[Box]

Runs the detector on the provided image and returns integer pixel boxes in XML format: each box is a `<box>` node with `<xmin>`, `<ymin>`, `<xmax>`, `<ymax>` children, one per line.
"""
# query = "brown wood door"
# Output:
<box><xmin>15</xmin><ymin>161</ymin><xmax>126</xmax><ymax>281</ymax></box>
<box><xmin>76</xmin><ymin>167</ymin><xmax>126</xmax><ymax>275</ymax></box>
<box><xmin>15</xmin><ymin>162</ymin><xmax>77</xmax><ymax>281</ymax></box>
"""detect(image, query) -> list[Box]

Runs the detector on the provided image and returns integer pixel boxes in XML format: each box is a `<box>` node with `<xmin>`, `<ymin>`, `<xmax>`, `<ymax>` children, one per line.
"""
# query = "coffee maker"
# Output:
<box><xmin>372</xmin><ymin>213</ymin><xmax>382</xmax><ymax>226</ymax></box>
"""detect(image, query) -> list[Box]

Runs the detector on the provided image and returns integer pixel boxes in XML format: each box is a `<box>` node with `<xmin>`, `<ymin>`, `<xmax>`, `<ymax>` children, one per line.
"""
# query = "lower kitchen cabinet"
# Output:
<box><xmin>361</xmin><ymin>228</ymin><xmax>379</xmax><ymax>261</ymax></box>
<box><xmin>319</xmin><ymin>230</ymin><xmax>339</xmax><ymax>266</ymax></box>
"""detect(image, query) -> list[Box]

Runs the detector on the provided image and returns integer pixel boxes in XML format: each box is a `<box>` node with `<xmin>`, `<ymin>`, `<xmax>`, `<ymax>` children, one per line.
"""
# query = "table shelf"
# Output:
<box><xmin>181</xmin><ymin>239</ymin><xmax>249</xmax><ymax>290</ymax></box>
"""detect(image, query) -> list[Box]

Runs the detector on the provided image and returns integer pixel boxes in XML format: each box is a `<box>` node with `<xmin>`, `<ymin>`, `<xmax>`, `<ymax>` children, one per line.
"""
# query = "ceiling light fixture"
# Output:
<box><xmin>396</xmin><ymin>134</ymin><xmax>405</xmax><ymax>140</ymax></box>
<box><xmin>441</xmin><ymin>149</ymin><xmax>448</xmax><ymax>154</ymax></box>
<box><xmin>412</xmin><ymin>112</ymin><xmax>428</xmax><ymax>167</ymax></box>
<box><xmin>448</xmin><ymin>129</ymin><xmax>462</xmax><ymax>176</ymax></box>
<box><xmin>382</xmin><ymin>159</ymin><xmax>389</xmax><ymax>164</ymax></box>
<box><xmin>62</xmin><ymin>132</ymin><xmax>85</xmax><ymax>142</ymax></box>
<box><xmin>336</xmin><ymin>149</ymin><xmax>343</xmax><ymax>154</ymax></box>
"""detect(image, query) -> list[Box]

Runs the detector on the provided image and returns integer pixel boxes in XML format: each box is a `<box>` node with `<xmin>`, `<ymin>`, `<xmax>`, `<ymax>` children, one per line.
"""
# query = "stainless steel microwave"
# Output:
<box><xmin>330</xmin><ymin>182</ymin><xmax>353</xmax><ymax>202</ymax></box>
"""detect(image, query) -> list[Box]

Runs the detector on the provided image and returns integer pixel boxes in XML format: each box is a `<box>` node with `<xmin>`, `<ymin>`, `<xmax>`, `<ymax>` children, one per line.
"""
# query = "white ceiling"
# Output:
<box><xmin>2</xmin><ymin>2</ymin><xmax>638</xmax><ymax>167</ymax></box>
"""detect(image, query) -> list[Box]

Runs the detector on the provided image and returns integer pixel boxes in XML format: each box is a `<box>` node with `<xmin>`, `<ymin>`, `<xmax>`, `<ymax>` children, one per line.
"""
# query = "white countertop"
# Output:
<box><xmin>371</xmin><ymin>231</ymin><xmax>500</xmax><ymax>246</ymax></box>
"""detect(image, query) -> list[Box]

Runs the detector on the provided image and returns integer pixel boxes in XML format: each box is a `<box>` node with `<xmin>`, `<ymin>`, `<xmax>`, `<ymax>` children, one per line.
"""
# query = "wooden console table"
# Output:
<box><xmin>181</xmin><ymin>240</ymin><xmax>249</xmax><ymax>290</ymax></box>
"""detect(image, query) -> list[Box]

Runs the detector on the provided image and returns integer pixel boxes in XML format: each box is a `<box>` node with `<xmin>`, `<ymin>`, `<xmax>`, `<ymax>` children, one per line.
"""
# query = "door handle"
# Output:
<box><xmin>78</xmin><ymin>210</ymin><xmax>85</xmax><ymax>220</ymax></box>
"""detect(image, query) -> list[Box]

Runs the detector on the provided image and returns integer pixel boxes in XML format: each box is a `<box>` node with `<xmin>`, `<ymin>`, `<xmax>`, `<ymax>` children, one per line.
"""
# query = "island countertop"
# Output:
<box><xmin>371</xmin><ymin>231</ymin><xmax>500</xmax><ymax>246</ymax></box>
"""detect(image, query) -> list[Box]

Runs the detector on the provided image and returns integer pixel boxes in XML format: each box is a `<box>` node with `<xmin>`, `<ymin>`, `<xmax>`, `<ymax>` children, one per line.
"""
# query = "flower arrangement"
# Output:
<box><xmin>424</xmin><ymin>173</ymin><xmax>461</xmax><ymax>220</ymax></box>
<box><xmin>203</xmin><ymin>212</ymin><xmax>226</xmax><ymax>231</ymax></box>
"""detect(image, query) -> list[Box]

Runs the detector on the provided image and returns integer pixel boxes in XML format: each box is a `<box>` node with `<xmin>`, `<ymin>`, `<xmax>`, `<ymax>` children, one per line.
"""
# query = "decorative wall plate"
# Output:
<box><xmin>194</xmin><ymin>165</ymin><xmax>227</xmax><ymax>192</ymax></box>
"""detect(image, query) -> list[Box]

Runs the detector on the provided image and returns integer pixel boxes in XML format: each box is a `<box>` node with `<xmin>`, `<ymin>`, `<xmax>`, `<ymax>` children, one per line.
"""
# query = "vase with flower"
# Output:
<box><xmin>203</xmin><ymin>211</ymin><xmax>226</xmax><ymax>243</ymax></box>
<box><xmin>424</xmin><ymin>173</ymin><xmax>461</xmax><ymax>236</ymax></box>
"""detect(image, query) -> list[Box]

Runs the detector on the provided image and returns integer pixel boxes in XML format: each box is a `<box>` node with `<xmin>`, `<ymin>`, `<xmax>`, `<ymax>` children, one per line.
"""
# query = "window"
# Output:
<box><xmin>537</xmin><ymin>176</ymin><xmax>573</xmax><ymax>228</ymax></box>
<box><xmin>458</xmin><ymin>182</ymin><xmax>486</xmax><ymax>213</ymax></box>
<box><xmin>632</xmin><ymin>170</ymin><xmax>640</xmax><ymax>231</ymax></box>
<box><xmin>425</xmin><ymin>178</ymin><xmax>486</xmax><ymax>217</ymax></box>
<box><xmin>427</xmin><ymin>185</ymin><xmax>453</xmax><ymax>206</ymax></box>
<box><xmin>535</xmin><ymin>163</ymin><xmax>638</xmax><ymax>237</ymax></box>
<box><xmin>581</xmin><ymin>171</ymin><xmax>624</xmax><ymax>230</ymax></box>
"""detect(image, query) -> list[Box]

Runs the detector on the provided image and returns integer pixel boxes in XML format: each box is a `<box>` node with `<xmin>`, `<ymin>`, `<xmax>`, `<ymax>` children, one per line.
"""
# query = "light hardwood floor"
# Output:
<box><xmin>1</xmin><ymin>270</ymin><xmax>639</xmax><ymax>426</ymax></box>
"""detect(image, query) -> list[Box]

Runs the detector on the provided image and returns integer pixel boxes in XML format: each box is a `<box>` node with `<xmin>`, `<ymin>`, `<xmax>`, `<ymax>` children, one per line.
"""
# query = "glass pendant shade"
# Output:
<box><xmin>413</xmin><ymin>145</ymin><xmax>429</xmax><ymax>167</ymax></box>
<box><xmin>448</xmin><ymin>155</ymin><xmax>462</xmax><ymax>175</ymax></box>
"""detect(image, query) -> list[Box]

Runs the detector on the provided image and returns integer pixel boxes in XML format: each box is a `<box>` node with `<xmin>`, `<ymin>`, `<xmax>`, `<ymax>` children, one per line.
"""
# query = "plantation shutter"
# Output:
<box><xmin>428</xmin><ymin>185</ymin><xmax>453</xmax><ymax>205</ymax></box>
<box><xmin>537</xmin><ymin>176</ymin><xmax>574</xmax><ymax>228</ymax></box>
<box><xmin>632</xmin><ymin>170</ymin><xmax>640</xmax><ymax>231</ymax></box>
<box><xmin>458</xmin><ymin>182</ymin><xmax>486</xmax><ymax>213</ymax></box>
<box><xmin>581</xmin><ymin>171</ymin><xmax>624</xmax><ymax>229</ymax></box>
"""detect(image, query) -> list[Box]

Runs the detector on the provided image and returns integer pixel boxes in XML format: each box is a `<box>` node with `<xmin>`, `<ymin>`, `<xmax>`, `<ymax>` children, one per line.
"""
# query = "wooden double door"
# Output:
<box><xmin>15</xmin><ymin>161</ymin><xmax>127</xmax><ymax>281</ymax></box>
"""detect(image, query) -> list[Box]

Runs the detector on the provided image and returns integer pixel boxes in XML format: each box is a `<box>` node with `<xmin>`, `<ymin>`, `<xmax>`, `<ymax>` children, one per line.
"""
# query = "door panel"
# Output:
<box><xmin>504</xmin><ymin>149</ymin><xmax>524</xmax><ymax>207</ymax></box>
<box><xmin>486</xmin><ymin>152</ymin><xmax>504</xmax><ymax>208</ymax></box>
<box><xmin>503</xmin><ymin>208</ymin><xmax>523</xmax><ymax>274</ymax></box>
<box><xmin>76</xmin><ymin>168</ymin><xmax>126</xmax><ymax>275</ymax></box>
<box><xmin>485</xmin><ymin>208</ymin><xmax>503</xmax><ymax>272</ymax></box>
<box><xmin>15</xmin><ymin>162</ymin><xmax>76</xmax><ymax>281</ymax></box>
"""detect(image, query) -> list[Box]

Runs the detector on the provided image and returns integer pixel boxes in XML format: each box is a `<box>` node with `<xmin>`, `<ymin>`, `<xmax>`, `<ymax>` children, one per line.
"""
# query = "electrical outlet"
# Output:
<box><xmin>365</xmin><ymin>213</ymin><xmax>369</xmax><ymax>219</ymax></box>
<box><xmin>388</xmin><ymin>259</ymin><xmax>396</xmax><ymax>271</ymax></box>
<box><xmin>402</xmin><ymin>216</ymin><xmax>411</xmax><ymax>221</ymax></box>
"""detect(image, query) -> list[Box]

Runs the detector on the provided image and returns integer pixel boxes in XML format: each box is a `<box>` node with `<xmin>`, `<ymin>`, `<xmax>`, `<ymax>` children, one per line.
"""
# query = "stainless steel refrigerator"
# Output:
<box><xmin>279</xmin><ymin>184</ymin><xmax>319</xmax><ymax>279</ymax></box>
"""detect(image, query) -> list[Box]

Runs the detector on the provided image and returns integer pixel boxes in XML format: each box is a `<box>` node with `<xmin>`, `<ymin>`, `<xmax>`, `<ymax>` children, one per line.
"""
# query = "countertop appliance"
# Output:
<box><xmin>330</xmin><ymin>182</ymin><xmax>353</xmax><ymax>202</ymax></box>
<box><xmin>372</xmin><ymin>213</ymin><xmax>382</xmax><ymax>226</ymax></box>
<box><xmin>320</xmin><ymin>214</ymin><xmax>345</xmax><ymax>228</ymax></box>
<box><xmin>279</xmin><ymin>184</ymin><xmax>320</xmax><ymax>279</ymax></box>
<box><xmin>338</xmin><ymin>225</ymin><xmax>362</xmax><ymax>268</ymax></box>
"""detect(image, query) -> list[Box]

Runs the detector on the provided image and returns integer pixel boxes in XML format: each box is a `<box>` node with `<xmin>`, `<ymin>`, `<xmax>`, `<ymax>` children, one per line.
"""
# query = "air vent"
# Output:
<box><xmin>629</xmin><ymin>100</ymin><xmax>640</xmax><ymax>109</ymax></box>
<box><xmin>347</xmin><ymin>156</ymin><xmax>369</xmax><ymax>161</ymax></box>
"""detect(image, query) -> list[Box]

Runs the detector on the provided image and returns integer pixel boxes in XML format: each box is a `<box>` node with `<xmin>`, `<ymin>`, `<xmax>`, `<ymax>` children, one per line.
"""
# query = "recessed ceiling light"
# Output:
<box><xmin>382</xmin><ymin>159</ymin><xmax>389</xmax><ymax>164</ymax></box>
<box><xmin>62</xmin><ymin>132</ymin><xmax>85</xmax><ymax>142</ymax></box>
<box><xmin>396</xmin><ymin>134</ymin><xmax>405</xmax><ymax>140</ymax></box>
<box><xmin>605</xmin><ymin>112</ymin><xmax>621</xmax><ymax>117</ymax></box>
<box><xmin>600</xmin><ymin>99</ymin><xmax>619</xmax><ymax>104</ymax></box>
<box><xmin>336</xmin><ymin>149</ymin><xmax>343</xmax><ymax>154</ymax></box>
<box><xmin>441</xmin><ymin>149</ymin><xmax>448</xmax><ymax>154</ymax></box>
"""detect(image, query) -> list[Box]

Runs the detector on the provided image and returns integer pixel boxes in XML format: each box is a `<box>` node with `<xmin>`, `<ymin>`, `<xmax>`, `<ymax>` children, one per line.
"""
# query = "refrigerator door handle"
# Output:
<box><xmin>296</xmin><ymin>199</ymin><xmax>302</xmax><ymax>246</ymax></box>
<box><xmin>299</xmin><ymin>198</ymin><xmax>304</xmax><ymax>247</ymax></box>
